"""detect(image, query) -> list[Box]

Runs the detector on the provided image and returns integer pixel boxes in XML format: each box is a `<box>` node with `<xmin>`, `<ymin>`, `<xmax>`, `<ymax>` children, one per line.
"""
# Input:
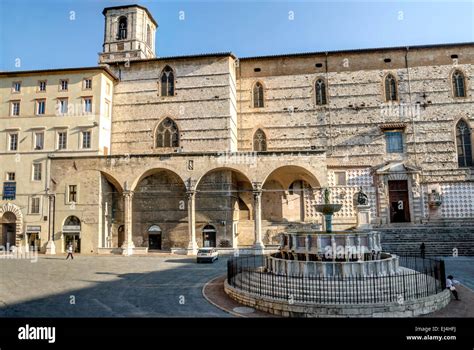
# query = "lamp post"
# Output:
<box><xmin>46</xmin><ymin>192</ymin><xmax>56</xmax><ymax>255</ymax></box>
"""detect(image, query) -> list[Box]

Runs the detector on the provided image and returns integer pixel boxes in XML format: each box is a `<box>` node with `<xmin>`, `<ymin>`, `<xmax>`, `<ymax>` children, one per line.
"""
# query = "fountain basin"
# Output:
<box><xmin>313</xmin><ymin>203</ymin><xmax>342</xmax><ymax>215</ymax></box>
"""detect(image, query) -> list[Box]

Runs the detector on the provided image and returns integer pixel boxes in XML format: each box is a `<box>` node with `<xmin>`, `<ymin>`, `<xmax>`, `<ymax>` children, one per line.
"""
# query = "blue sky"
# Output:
<box><xmin>0</xmin><ymin>0</ymin><xmax>473</xmax><ymax>71</ymax></box>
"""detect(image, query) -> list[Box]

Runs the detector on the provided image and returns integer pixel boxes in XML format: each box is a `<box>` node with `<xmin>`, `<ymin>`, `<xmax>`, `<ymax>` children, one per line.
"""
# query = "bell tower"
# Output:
<box><xmin>99</xmin><ymin>4</ymin><xmax>157</xmax><ymax>64</ymax></box>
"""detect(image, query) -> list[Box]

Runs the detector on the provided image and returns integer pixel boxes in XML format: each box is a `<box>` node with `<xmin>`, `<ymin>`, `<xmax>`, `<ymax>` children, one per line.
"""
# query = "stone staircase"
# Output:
<box><xmin>379</xmin><ymin>223</ymin><xmax>474</xmax><ymax>257</ymax></box>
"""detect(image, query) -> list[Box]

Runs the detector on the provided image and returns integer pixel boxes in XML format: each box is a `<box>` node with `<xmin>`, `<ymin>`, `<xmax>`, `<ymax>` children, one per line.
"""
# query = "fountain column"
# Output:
<box><xmin>252</xmin><ymin>186</ymin><xmax>264</xmax><ymax>253</ymax></box>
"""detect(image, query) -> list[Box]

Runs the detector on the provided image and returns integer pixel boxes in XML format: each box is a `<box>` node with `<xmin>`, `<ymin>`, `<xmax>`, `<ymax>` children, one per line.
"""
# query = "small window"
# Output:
<box><xmin>38</xmin><ymin>81</ymin><xmax>47</xmax><ymax>92</ymax></box>
<box><xmin>82</xmin><ymin>131</ymin><xmax>91</xmax><ymax>149</ymax></box>
<box><xmin>11</xmin><ymin>101</ymin><xmax>20</xmax><ymax>116</ymax></box>
<box><xmin>33</xmin><ymin>163</ymin><xmax>42</xmax><ymax>181</ymax></box>
<box><xmin>36</xmin><ymin>100</ymin><xmax>46</xmax><ymax>115</ymax></box>
<box><xmin>83</xmin><ymin>97</ymin><xmax>92</xmax><ymax>114</ymax></box>
<box><xmin>34</xmin><ymin>132</ymin><xmax>44</xmax><ymax>150</ymax></box>
<box><xmin>6</xmin><ymin>172</ymin><xmax>15</xmax><ymax>181</ymax></box>
<box><xmin>253</xmin><ymin>129</ymin><xmax>267</xmax><ymax>151</ymax></box>
<box><xmin>106</xmin><ymin>82</ymin><xmax>111</xmax><ymax>95</ymax></box>
<box><xmin>59</xmin><ymin>79</ymin><xmax>68</xmax><ymax>91</ymax></box>
<box><xmin>385</xmin><ymin>131</ymin><xmax>404</xmax><ymax>153</ymax></box>
<box><xmin>253</xmin><ymin>82</ymin><xmax>264</xmax><ymax>108</ymax></box>
<box><xmin>315</xmin><ymin>78</ymin><xmax>327</xmax><ymax>105</ymax></box>
<box><xmin>83</xmin><ymin>78</ymin><xmax>92</xmax><ymax>90</ymax></box>
<box><xmin>452</xmin><ymin>70</ymin><xmax>466</xmax><ymax>98</ymax></box>
<box><xmin>334</xmin><ymin>172</ymin><xmax>347</xmax><ymax>186</ymax></box>
<box><xmin>68</xmin><ymin>185</ymin><xmax>77</xmax><ymax>203</ymax></box>
<box><xmin>58</xmin><ymin>98</ymin><xmax>68</xmax><ymax>115</ymax></box>
<box><xmin>31</xmin><ymin>197</ymin><xmax>40</xmax><ymax>214</ymax></box>
<box><xmin>12</xmin><ymin>82</ymin><xmax>21</xmax><ymax>93</ymax></box>
<box><xmin>57</xmin><ymin>131</ymin><xmax>67</xmax><ymax>150</ymax></box>
<box><xmin>385</xmin><ymin>74</ymin><xmax>398</xmax><ymax>101</ymax></box>
<box><xmin>9</xmin><ymin>133</ymin><xmax>18</xmax><ymax>151</ymax></box>
<box><xmin>160</xmin><ymin>66</ymin><xmax>174</xmax><ymax>97</ymax></box>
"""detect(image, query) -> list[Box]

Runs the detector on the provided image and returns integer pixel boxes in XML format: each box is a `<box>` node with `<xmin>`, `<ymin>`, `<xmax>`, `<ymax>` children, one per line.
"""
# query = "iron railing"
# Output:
<box><xmin>227</xmin><ymin>255</ymin><xmax>446</xmax><ymax>304</ymax></box>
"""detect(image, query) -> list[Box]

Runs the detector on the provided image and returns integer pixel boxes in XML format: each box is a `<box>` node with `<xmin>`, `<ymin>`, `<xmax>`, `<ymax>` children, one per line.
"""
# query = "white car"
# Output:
<box><xmin>197</xmin><ymin>248</ymin><xmax>219</xmax><ymax>263</ymax></box>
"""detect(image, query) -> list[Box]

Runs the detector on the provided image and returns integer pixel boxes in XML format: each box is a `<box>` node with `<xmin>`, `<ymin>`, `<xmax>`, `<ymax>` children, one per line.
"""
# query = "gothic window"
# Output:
<box><xmin>253</xmin><ymin>82</ymin><xmax>264</xmax><ymax>108</ymax></box>
<box><xmin>456</xmin><ymin>120</ymin><xmax>473</xmax><ymax>167</ymax></box>
<box><xmin>315</xmin><ymin>78</ymin><xmax>327</xmax><ymax>105</ymax></box>
<box><xmin>384</xmin><ymin>74</ymin><xmax>398</xmax><ymax>101</ymax></box>
<box><xmin>146</xmin><ymin>24</ymin><xmax>151</xmax><ymax>46</ymax></box>
<box><xmin>118</xmin><ymin>17</ymin><xmax>127</xmax><ymax>40</ymax></box>
<box><xmin>253</xmin><ymin>129</ymin><xmax>267</xmax><ymax>151</ymax></box>
<box><xmin>161</xmin><ymin>66</ymin><xmax>175</xmax><ymax>96</ymax></box>
<box><xmin>452</xmin><ymin>70</ymin><xmax>466</xmax><ymax>98</ymax></box>
<box><xmin>156</xmin><ymin>118</ymin><xmax>179</xmax><ymax>148</ymax></box>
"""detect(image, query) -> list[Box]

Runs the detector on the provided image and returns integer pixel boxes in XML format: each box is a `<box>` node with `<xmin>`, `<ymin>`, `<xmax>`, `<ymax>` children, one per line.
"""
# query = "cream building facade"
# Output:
<box><xmin>1</xmin><ymin>4</ymin><xmax>473</xmax><ymax>255</ymax></box>
<box><xmin>0</xmin><ymin>67</ymin><xmax>117</xmax><ymax>253</ymax></box>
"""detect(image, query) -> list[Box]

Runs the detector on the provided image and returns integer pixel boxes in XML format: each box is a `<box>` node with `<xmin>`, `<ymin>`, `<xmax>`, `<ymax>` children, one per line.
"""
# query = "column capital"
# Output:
<box><xmin>186</xmin><ymin>190</ymin><xmax>196</xmax><ymax>200</ymax></box>
<box><xmin>123</xmin><ymin>190</ymin><xmax>134</xmax><ymax>199</ymax></box>
<box><xmin>252</xmin><ymin>181</ymin><xmax>262</xmax><ymax>192</ymax></box>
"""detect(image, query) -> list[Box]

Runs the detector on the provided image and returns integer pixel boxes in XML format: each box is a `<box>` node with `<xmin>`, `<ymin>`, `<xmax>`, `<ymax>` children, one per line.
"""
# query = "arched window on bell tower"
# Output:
<box><xmin>117</xmin><ymin>16</ymin><xmax>128</xmax><ymax>40</ymax></box>
<box><xmin>146</xmin><ymin>24</ymin><xmax>151</xmax><ymax>46</ymax></box>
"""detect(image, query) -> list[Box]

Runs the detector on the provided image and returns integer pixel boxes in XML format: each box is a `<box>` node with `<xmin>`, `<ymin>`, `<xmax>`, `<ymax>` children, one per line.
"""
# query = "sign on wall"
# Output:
<box><xmin>2</xmin><ymin>182</ymin><xmax>16</xmax><ymax>200</ymax></box>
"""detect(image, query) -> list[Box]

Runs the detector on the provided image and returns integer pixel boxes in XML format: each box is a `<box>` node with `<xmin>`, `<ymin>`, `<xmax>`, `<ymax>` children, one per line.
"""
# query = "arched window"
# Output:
<box><xmin>253</xmin><ymin>82</ymin><xmax>264</xmax><ymax>108</ymax></box>
<box><xmin>452</xmin><ymin>70</ymin><xmax>466</xmax><ymax>98</ymax></box>
<box><xmin>253</xmin><ymin>129</ymin><xmax>267</xmax><ymax>151</ymax></box>
<box><xmin>315</xmin><ymin>78</ymin><xmax>327</xmax><ymax>105</ymax></box>
<box><xmin>64</xmin><ymin>216</ymin><xmax>81</xmax><ymax>227</ymax></box>
<box><xmin>161</xmin><ymin>66</ymin><xmax>174</xmax><ymax>97</ymax></box>
<box><xmin>156</xmin><ymin>118</ymin><xmax>179</xmax><ymax>148</ymax></box>
<box><xmin>117</xmin><ymin>16</ymin><xmax>128</xmax><ymax>40</ymax></box>
<box><xmin>456</xmin><ymin>120</ymin><xmax>472</xmax><ymax>167</ymax></box>
<box><xmin>384</xmin><ymin>74</ymin><xmax>398</xmax><ymax>101</ymax></box>
<box><xmin>146</xmin><ymin>24</ymin><xmax>151</xmax><ymax>46</ymax></box>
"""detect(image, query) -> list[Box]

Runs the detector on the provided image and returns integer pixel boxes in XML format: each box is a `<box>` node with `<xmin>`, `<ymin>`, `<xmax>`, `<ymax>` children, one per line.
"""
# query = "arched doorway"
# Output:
<box><xmin>202</xmin><ymin>224</ymin><xmax>217</xmax><ymax>247</ymax></box>
<box><xmin>63</xmin><ymin>216</ymin><xmax>81</xmax><ymax>253</ymax></box>
<box><xmin>148</xmin><ymin>225</ymin><xmax>162</xmax><ymax>250</ymax></box>
<box><xmin>0</xmin><ymin>212</ymin><xmax>17</xmax><ymax>248</ymax></box>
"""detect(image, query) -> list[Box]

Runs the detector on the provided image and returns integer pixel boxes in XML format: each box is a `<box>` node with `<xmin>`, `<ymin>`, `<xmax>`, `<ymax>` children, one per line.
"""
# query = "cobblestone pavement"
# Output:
<box><xmin>0</xmin><ymin>254</ymin><xmax>230</xmax><ymax>317</ymax></box>
<box><xmin>1</xmin><ymin>254</ymin><xmax>472</xmax><ymax>318</ymax></box>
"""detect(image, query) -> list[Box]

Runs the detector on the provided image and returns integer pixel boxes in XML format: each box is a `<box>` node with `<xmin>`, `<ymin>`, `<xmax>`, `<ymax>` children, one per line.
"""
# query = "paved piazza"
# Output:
<box><xmin>0</xmin><ymin>255</ymin><xmax>230</xmax><ymax>317</ymax></box>
<box><xmin>0</xmin><ymin>254</ymin><xmax>473</xmax><ymax>317</ymax></box>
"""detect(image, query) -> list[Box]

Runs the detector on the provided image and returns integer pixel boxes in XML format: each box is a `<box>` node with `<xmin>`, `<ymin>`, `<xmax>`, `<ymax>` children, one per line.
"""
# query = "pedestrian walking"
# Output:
<box><xmin>446</xmin><ymin>275</ymin><xmax>460</xmax><ymax>301</ymax></box>
<box><xmin>66</xmin><ymin>243</ymin><xmax>74</xmax><ymax>260</ymax></box>
<box><xmin>420</xmin><ymin>242</ymin><xmax>425</xmax><ymax>258</ymax></box>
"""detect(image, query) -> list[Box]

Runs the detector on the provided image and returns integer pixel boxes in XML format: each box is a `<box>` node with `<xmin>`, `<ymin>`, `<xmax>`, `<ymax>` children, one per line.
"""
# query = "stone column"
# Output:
<box><xmin>252</xmin><ymin>187</ymin><xmax>264</xmax><ymax>253</ymax></box>
<box><xmin>186</xmin><ymin>190</ymin><xmax>198</xmax><ymax>255</ymax></box>
<box><xmin>121</xmin><ymin>190</ymin><xmax>135</xmax><ymax>256</ymax></box>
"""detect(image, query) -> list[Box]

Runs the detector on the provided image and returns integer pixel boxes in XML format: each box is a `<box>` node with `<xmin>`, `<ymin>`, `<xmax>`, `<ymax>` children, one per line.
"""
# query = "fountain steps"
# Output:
<box><xmin>380</xmin><ymin>227</ymin><xmax>474</xmax><ymax>256</ymax></box>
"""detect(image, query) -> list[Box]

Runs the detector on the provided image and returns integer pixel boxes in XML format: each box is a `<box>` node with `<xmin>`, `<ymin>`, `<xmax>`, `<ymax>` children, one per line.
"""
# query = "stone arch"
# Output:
<box><xmin>130</xmin><ymin>167</ymin><xmax>186</xmax><ymax>192</ymax></box>
<box><xmin>0</xmin><ymin>203</ymin><xmax>23</xmax><ymax>246</ymax></box>
<box><xmin>132</xmin><ymin>168</ymin><xmax>188</xmax><ymax>249</ymax></box>
<box><xmin>100</xmin><ymin>171</ymin><xmax>123</xmax><ymax>193</ymax></box>
<box><xmin>195</xmin><ymin>166</ymin><xmax>253</xmax><ymax>190</ymax></box>
<box><xmin>261</xmin><ymin>165</ymin><xmax>321</xmax><ymax>189</ymax></box>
